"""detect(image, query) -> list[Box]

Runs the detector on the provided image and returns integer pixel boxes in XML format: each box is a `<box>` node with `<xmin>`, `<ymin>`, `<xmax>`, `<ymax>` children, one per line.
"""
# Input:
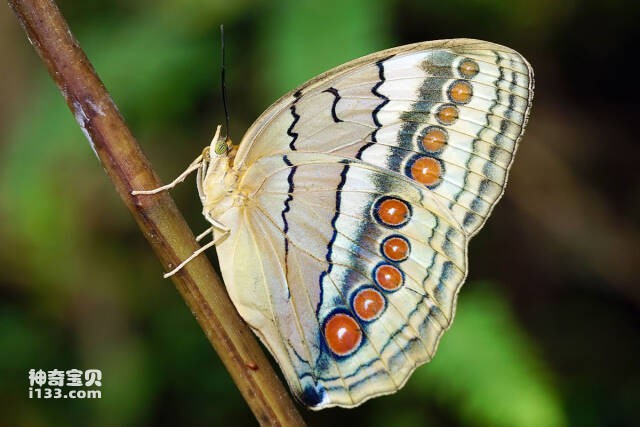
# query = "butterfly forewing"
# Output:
<box><xmin>209</xmin><ymin>39</ymin><xmax>533</xmax><ymax>409</ymax></box>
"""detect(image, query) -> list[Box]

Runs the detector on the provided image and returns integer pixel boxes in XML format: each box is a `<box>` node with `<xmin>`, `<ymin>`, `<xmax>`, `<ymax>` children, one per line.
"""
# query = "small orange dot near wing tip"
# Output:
<box><xmin>375</xmin><ymin>264</ymin><xmax>403</xmax><ymax>291</ymax></box>
<box><xmin>353</xmin><ymin>288</ymin><xmax>385</xmax><ymax>321</ymax></box>
<box><xmin>459</xmin><ymin>59</ymin><xmax>479</xmax><ymax>78</ymax></box>
<box><xmin>411</xmin><ymin>156</ymin><xmax>442</xmax><ymax>186</ymax></box>
<box><xmin>377</xmin><ymin>198</ymin><xmax>410</xmax><ymax>226</ymax></box>
<box><xmin>324</xmin><ymin>313</ymin><xmax>362</xmax><ymax>356</ymax></box>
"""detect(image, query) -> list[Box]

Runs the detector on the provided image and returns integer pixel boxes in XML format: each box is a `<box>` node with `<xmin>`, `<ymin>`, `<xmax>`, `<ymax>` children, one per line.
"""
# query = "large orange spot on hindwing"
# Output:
<box><xmin>375</xmin><ymin>198</ymin><xmax>410</xmax><ymax>227</ymax></box>
<box><xmin>353</xmin><ymin>288</ymin><xmax>385</xmax><ymax>321</ymax></box>
<box><xmin>375</xmin><ymin>264</ymin><xmax>404</xmax><ymax>291</ymax></box>
<box><xmin>382</xmin><ymin>236</ymin><xmax>410</xmax><ymax>262</ymax></box>
<box><xmin>324</xmin><ymin>313</ymin><xmax>362</xmax><ymax>356</ymax></box>
<box><xmin>411</xmin><ymin>156</ymin><xmax>442</xmax><ymax>187</ymax></box>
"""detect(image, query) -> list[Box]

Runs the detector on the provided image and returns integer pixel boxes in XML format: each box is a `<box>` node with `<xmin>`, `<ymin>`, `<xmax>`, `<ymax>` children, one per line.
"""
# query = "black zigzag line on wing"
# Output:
<box><xmin>317</xmin><ymin>164</ymin><xmax>350</xmax><ymax>317</ymax></box>
<box><xmin>281</xmin><ymin>92</ymin><xmax>302</xmax><ymax>296</ymax></box>
<box><xmin>356</xmin><ymin>56</ymin><xmax>392</xmax><ymax>160</ymax></box>
<box><xmin>322</xmin><ymin>87</ymin><xmax>344</xmax><ymax>123</ymax></box>
<box><xmin>281</xmin><ymin>155</ymin><xmax>296</xmax><ymax>296</ymax></box>
<box><xmin>287</xmin><ymin>90</ymin><xmax>302</xmax><ymax>150</ymax></box>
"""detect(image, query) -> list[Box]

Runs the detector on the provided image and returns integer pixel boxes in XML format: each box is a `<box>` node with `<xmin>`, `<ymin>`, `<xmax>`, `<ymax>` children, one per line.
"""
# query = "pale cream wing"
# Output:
<box><xmin>210</xmin><ymin>39</ymin><xmax>533</xmax><ymax>409</ymax></box>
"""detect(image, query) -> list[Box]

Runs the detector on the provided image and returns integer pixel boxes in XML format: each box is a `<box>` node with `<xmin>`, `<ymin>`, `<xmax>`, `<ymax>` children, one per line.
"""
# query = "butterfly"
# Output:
<box><xmin>133</xmin><ymin>39</ymin><xmax>534</xmax><ymax>409</ymax></box>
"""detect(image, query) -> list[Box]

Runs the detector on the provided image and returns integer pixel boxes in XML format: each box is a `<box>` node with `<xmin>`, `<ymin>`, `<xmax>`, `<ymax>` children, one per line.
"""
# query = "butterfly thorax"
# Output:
<box><xmin>199</xmin><ymin>145</ymin><xmax>244</xmax><ymax>227</ymax></box>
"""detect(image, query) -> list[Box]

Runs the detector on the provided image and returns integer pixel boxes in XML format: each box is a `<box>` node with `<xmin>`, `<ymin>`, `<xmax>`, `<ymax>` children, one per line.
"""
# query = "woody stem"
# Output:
<box><xmin>7</xmin><ymin>0</ymin><xmax>306</xmax><ymax>425</ymax></box>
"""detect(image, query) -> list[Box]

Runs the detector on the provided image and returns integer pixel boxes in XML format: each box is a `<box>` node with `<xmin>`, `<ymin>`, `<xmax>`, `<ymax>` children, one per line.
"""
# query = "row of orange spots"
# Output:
<box><xmin>324</xmin><ymin>196</ymin><xmax>414</xmax><ymax>356</ymax></box>
<box><xmin>415</xmin><ymin>126</ymin><xmax>447</xmax><ymax>188</ymax></box>
<box><xmin>374</xmin><ymin>198</ymin><xmax>408</xmax><ymax>292</ymax></box>
<box><xmin>324</xmin><ymin>60</ymin><xmax>482</xmax><ymax>358</ymax></box>
<box><xmin>437</xmin><ymin>59</ymin><xmax>477</xmax><ymax>126</ymax></box>
<box><xmin>323</xmin><ymin>266</ymin><xmax>406</xmax><ymax>355</ymax></box>
<box><xmin>412</xmin><ymin>59</ymin><xmax>479</xmax><ymax>190</ymax></box>
<box><xmin>323</xmin><ymin>281</ymin><xmax>389</xmax><ymax>355</ymax></box>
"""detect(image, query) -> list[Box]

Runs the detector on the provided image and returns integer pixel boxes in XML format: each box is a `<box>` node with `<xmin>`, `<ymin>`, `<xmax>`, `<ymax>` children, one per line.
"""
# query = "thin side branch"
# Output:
<box><xmin>7</xmin><ymin>1</ymin><xmax>306</xmax><ymax>425</ymax></box>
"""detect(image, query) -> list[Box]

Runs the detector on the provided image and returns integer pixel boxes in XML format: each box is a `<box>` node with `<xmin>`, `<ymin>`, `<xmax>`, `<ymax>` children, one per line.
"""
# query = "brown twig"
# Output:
<box><xmin>7</xmin><ymin>0</ymin><xmax>306</xmax><ymax>425</ymax></box>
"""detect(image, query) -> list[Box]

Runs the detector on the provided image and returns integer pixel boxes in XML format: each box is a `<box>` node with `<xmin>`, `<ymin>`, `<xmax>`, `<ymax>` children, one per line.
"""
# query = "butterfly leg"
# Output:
<box><xmin>131</xmin><ymin>155</ymin><xmax>204</xmax><ymax>196</ymax></box>
<box><xmin>163</xmin><ymin>230</ymin><xmax>229</xmax><ymax>278</ymax></box>
<box><xmin>132</xmin><ymin>126</ymin><xmax>225</xmax><ymax>197</ymax></box>
<box><xmin>195</xmin><ymin>227</ymin><xmax>213</xmax><ymax>242</ymax></box>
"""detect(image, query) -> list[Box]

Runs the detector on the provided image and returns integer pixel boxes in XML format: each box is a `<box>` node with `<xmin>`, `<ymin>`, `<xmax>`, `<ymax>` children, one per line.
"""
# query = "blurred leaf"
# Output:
<box><xmin>93</xmin><ymin>339</ymin><xmax>154</xmax><ymax>427</ymax></box>
<box><xmin>0</xmin><ymin>14</ymin><xmax>215</xmax><ymax>288</ymax></box>
<box><xmin>0</xmin><ymin>308</ymin><xmax>61</xmax><ymax>380</ymax></box>
<box><xmin>399</xmin><ymin>0</ymin><xmax>574</xmax><ymax>42</ymax></box>
<box><xmin>258</xmin><ymin>0</ymin><xmax>392</xmax><ymax>103</ymax></box>
<box><xmin>156</xmin><ymin>0</ymin><xmax>257</xmax><ymax>33</ymax></box>
<box><xmin>407</xmin><ymin>284</ymin><xmax>567</xmax><ymax>427</ymax></box>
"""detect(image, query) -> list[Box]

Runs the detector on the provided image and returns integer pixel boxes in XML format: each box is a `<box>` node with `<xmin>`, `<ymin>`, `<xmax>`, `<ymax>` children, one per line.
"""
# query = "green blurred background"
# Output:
<box><xmin>1</xmin><ymin>0</ymin><xmax>638</xmax><ymax>426</ymax></box>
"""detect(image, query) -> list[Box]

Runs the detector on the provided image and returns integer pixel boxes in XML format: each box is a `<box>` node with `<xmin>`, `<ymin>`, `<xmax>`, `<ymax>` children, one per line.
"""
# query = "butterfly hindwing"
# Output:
<box><xmin>217</xmin><ymin>153</ymin><xmax>466</xmax><ymax>407</ymax></box>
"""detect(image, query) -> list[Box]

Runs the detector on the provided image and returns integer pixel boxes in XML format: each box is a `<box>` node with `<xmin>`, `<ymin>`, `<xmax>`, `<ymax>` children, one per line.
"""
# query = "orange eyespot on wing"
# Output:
<box><xmin>374</xmin><ymin>264</ymin><xmax>404</xmax><ymax>292</ymax></box>
<box><xmin>448</xmin><ymin>80</ymin><xmax>473</xmax><ymax>104</ymax></box>
<box><xmin>373</xmin><ymin>197</ymin><xmax>411</xmax><ymax>228</ymax></box>
<box><xmin>410</xmin><ymin>156</ymin><xmax>442</xmax><ymax>187</ymax></box>
<box><xmin>421</xmin><ymin>126</ymin><xmax>448</xmax><ymax>153</ymax></box>
<box><xmin>352</xmin><ymin>288</ymin><xmax>386</xmax><ymax>321</ymax></box>
<box><xmin>458</xmin><ymin>58</ymin><xmax>479</xmax><ymax>78</ymax></box>
<box><xmin>436</xmin><ymin>104</ymin><xmax>459</xmax><ymax>125</ymax></box>
<box><xmin>324</xmin><ymin>313</ymin><xmax>363</xmax><ymax>356</ymax></box>
<box><xmin>381</xmin><ymin>235</ymin><xmax>410</xmax><ymax>262</ymax></box>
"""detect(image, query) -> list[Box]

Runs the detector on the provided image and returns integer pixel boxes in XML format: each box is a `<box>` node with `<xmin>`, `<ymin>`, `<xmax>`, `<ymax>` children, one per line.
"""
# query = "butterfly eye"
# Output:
<box><xmin>214</xmin><ymin>139</ymin><xmax>229</xmax><ymax>155</ymax></box>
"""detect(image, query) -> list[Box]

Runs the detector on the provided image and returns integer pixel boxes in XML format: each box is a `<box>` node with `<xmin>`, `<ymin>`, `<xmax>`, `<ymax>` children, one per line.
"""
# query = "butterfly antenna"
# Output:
<box><xmin>220</xmin><ymin>24</ymin><xmax>231</xmax><ymax>143</ymax></box>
